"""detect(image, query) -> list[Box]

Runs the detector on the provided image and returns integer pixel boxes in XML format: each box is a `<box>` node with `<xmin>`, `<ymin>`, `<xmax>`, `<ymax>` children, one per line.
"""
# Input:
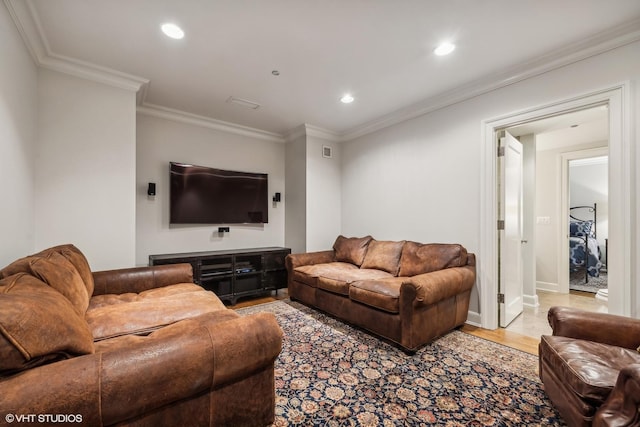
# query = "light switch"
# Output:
<box><xmin>536</xmin><ymin>216</ymin><xmax>551</xmax><ymax>225</ymax></box>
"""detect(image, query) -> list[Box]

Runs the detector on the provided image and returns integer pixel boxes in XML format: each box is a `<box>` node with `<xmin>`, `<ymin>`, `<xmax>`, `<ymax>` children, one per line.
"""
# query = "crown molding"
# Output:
<box><xmin>285</xmin><ymin>124</ymin><xmax>307</xmax><ymax>142</ymax></box>
<box><xmin>5</xmin><ymin>0</ymin><xmax>148</xmax><ymax>96</ymax></box>
<box><xmin>285</xmin><ymin>124</ymin><xmax>341</xmax><ymax>143</ymax></box>
<box><xmin>340</xmin><ymin>17</ymin><xmax>640</xmax><ymax>142</ymax></box>
<box><xmin>6</xmin><ymin>0</ymin><xmax>639</xmax><ymax>143</ymax></box>
<box><xmin>40</xmin><ymin>51</ymin><xmax>149</xmax><ymax>95</ymax></box>
<box><xmin>137</xmin><ymin>103</ymin><xmax>286</xmax><ymax>143</ymax></box>
<box><xmin>4</xmin><ymin>0</ymin><xmax>44</xmax><ymax>63</ymax></box>
<box><xmin>304</xmin><ymin>124</ymin><xmax>341</xmax><ymax>142</ymax></box>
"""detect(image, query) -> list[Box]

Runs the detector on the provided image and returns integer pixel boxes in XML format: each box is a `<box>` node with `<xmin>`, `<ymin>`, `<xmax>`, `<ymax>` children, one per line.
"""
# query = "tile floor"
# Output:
<box><xmin>504</xmin><ymin>290</ymin><xmax>608</xmax><ymax>339</ymax></box>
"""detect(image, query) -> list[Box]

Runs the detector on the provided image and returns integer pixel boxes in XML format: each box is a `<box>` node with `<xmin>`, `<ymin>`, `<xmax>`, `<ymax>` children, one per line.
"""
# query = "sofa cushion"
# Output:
<box><xmin>317</xmin><ymin>277</ymin><xmax>351</xmax><ymax>296</ymax></box>
<box><xmin>540</xmin><ymin>335</ymin><xmax>640</xmax><ymax>404</ymax></box>
<box><xmin>2</xmin><ymin>244</ymin><xmax>95</xmax><ymax>299</ymax></box>
<box><xmin>300</xmin><ymin>262</ymin><xmax>391</xmax><ymax>282</ymax></box>
<box><xmin>93</xmin><ymin>310</ymin><xmax>240</xmax><ymax>354</ymax></box>
<box><xmin>0</xmin><ymin>273</ymin><xmax>95</xmax><ymax>376</ymax></box>
<box><xmin>35</xmin><ymin>244</ymin><xmax>95</xmax><ymax>298</ymax></box>
<box><xmin>333</xmin><ymin>235</ymin><xmax>373</xmax><ymax>266</ymax></box>
<box><xmin>398</xmin><ymin>242</ymin><xmax>468</xmax><ymax>277</ymax></box>
<box><xmin>296</xmin><ymin>262</ymin><xmax>393</xmax><ymax>296</ymax></box>
<box><xmin>293</xmin><ymin>262</ymin><xmax>359</xmax><ymax>288</ymax></box>
<box><xmin>86</xmin><ymin>286</ymin><xmax>228</xmax><ymax>341</ymax></box>
<box><xmin>292</xmin><ymin>269</ymin><xmax>317</xmax><ymax>287</ymax></box>
<box><xmin>360</xmin><ymin>240</ymin><xmax>405</xmax><ymax>275</ymax></box>
<box><xmin>0</xmin><ymin>252</ymin><xmax>90</xmax><ymax>315</ymax></box>
<box><xmin>89</xmin><ymin>283</ymin><xmax>204</xmax><ymax>310</ymax></box>
<box><xmin>349</xmin><ymin>278</ymin><xmax>405</xmax><ymax>314</ymax></box>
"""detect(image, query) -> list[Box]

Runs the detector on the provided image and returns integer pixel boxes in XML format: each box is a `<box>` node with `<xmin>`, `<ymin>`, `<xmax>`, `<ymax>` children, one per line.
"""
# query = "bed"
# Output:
<box><xmin>569</xmin><ymin>204</ymin><xmax>603</xmax><ymax>283</ymax></box>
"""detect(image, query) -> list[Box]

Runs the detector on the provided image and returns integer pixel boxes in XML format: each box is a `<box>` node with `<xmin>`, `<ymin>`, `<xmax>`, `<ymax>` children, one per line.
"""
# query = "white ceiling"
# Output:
<box><xmin>509</xmin><ymin>105</ymin><xmax>609</xmax><ymax>151</ymax></box>
<box><xmin>8</xmin><ymin>0</ymin><xmax>640</xmax><ymax>140</ymax></box>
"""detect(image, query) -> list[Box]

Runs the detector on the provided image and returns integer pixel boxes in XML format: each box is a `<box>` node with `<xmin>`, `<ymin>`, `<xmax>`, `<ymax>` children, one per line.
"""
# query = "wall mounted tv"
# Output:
<box><xmin>170</xmin><ymin>162</ymin><xmax>268</xmax><ymax>224</ymax></box>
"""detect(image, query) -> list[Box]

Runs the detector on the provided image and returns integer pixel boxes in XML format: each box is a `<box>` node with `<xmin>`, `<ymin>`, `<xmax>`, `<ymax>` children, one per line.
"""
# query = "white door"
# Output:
<box><xmin>499</xmin><ymin>131</ymin><xmax>524</xmax><ymax>327</ymax></box>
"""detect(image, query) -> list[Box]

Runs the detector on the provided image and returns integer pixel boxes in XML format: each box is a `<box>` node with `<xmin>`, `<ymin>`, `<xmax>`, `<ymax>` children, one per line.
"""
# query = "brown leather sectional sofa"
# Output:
<box><xmin>0</xmin><ymin>244</ymin><xmax>282</xmax><ymax>427</ymax></box>
<box><xmin>539</xmin><ymin>306</ymin><xmax>640</xmax><ymax>427</ymax></box>
<box><xmin>286</xmin><ymin>235</ymin><xmax>476</xmax><ymax>352</ymax></box>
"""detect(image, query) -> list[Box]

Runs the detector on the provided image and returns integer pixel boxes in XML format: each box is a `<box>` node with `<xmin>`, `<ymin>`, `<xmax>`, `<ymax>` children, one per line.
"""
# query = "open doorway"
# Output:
<box><xmin>479</xmin><ymin>83</ymin><xmax>630</xmax><ymax>333</ymax></box>
<box><xmin>566</xmin><ymin>153</ymin><xmax>608</xmax><ymax>296</ymax></box>
<box><xmin>499</xmin><ymin>107</ymin><xmax>609</xmax><ymax>338</ymax></box>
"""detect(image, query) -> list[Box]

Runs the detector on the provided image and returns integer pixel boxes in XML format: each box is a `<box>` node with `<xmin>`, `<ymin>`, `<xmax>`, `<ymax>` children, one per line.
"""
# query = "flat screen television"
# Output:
<box><xmin>170</xmin><ymin>162</ymin><xmax>268</xmax><ymax>224</ymax></box>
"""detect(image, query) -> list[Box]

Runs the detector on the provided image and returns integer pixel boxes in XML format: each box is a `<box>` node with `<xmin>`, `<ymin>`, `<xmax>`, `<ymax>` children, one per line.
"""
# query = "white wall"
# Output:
<box><xmin>342</xmin><ymin>103</ymin><xmax>482</xmax><ymax>309</ymax></box>
<box><xmin>534</xmin><ymin>148</ymin><xmax>560</xmax><ymax>288</ymax></box>
<box><xmin>341</xmin><ymin>40</ymin><xmax>640</xmax><ymax>316</ymax></box>
<box><xmin>343</xmin><ymin>109</ymin><xmax>479</xmax><ymax>244</ymax></box>
<box><xmin>0</xmin><ymin>4</ymin><xmax>38</xmax><ymax>266</ymax></box>
<box><xmin>285</xmin><ymin>135</ymin><xmax>306</xmax><ymax>253</ymax></box>
<box><xmin>136</xmin><ymin>114</ymin><xmax>285</xmax><ymax>265</ymax></box>
<box><xmin>284</xmin><ymin>131</ymin><xmax>342</xmax><ymax>254</ymax></box>
<box><xmin>35</xmin><ymin>69</ymin><xmax>137</xmax><ymax>271</ymax></box>
<box><xmin>521</xmin><ymin>134</ymin><xmax>537</xmax><ymax>305</ymax></box>
<box><xmin>571</xmin><ymin>162</ymin><xmax>608</xmax><ymax>207</ymax></box>
<box><xmin>306</xmin><ymin>136</ymin><xmax>341</xmax><ymax>251</ymax></box>
<box><xmin>570</xmin><ymin>159</ymin><xmax>609</xmax><ymax>258</ymax></box>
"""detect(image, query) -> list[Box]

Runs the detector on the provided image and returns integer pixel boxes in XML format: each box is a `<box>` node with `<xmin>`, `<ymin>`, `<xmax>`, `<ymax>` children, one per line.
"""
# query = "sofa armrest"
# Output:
<box><xmin>92</xmin><ymin>263</ymin><xmax>194</xmax><ymax>295</ymax></box>
<box><xmin>286</xmin><ymin>250</ymin><xmax>335</xmax><ymax>271</ymax></box>
<box><xmin>593</xmin><ymin>364</ymin><xmax>640</xmax><ymax>427</ymax></box>
<box><xmin>0</xmin><ymin>312</ymin><xmax>282</xmax><ymax>426</ymax></box>
<box><xmin>548</xmin><ymin>306</ymin><xmax>640</xmax><ymax>350</ymax></box>
<box><xmin>402</xmin><ymin>265</ymin><xmax>475</xmax><ymax>307</ymax></box>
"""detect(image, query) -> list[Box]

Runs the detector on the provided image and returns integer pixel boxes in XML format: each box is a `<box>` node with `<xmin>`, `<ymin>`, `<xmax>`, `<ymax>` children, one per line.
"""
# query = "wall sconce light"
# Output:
<box><xmin>147</xmin><ymin>182</ymin><xmax>156</xmax><ymax>196</ymax></box>
<box><xmin>272</xmin><ymin>192</ymin><xmax>281</xmax><ymax>202</ymax></box>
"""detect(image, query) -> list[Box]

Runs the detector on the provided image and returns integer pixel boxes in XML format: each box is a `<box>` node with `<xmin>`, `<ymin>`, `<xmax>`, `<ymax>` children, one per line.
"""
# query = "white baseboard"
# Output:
<box><xmin>536</xmin><ymin>281</ymin><xmax>560</xmax><ymax>293</ymax></box>
<box><xmin>465</xmin><ymin>310</ymin><xmax>481</xmax><ymax>327</ymax></box>
<box><xmin>523</xmin><ymin>293</ymin><xmax>539</xmax><ymax>307</ymax></box>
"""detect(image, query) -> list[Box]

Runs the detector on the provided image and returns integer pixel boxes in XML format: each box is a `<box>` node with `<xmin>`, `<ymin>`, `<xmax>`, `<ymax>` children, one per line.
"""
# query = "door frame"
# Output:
<box><xmin>479</xmin><ymin>83</ymin><xmax>630</xmax><ymax>330</ymax></box>
<box><xmin>560</xmin><ymin>147</ymin><xmax>609</xmax><ymax>293</ymax></box>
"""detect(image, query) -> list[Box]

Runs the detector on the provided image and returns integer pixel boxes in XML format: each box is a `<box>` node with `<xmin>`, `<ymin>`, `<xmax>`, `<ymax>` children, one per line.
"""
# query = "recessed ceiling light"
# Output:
<box><xmin>434</xmin><ymin>42</ymin><xmax>455</xmax><ymax>56</ymax></box>
<box><xmin>340</xmin><ymin>94</ymin><xmax>354</xmax><ymax>104</ymax></box>
<box><xmin>161</xmin><ymin>23</ymin><xmax>184</xmax><ymax>40</ymax></box>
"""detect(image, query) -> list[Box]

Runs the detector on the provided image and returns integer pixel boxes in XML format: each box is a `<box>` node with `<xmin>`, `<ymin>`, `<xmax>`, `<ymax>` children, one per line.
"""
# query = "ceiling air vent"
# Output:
<box><xmin>226</xmin><ymin>96</ymin><xmax>261</xmax><ymax>110</ymax></box>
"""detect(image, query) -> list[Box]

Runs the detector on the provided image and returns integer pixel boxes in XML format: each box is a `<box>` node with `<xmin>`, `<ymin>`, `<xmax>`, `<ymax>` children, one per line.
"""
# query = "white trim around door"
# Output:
<box><xmin>479</xmin><ymin>83</ymin><xmax>631</xmax><ymax>330</ymax></box>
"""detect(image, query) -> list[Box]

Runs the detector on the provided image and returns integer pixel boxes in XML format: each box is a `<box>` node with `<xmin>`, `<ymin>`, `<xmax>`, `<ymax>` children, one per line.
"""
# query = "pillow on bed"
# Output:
<box><xmin>569</xmin><ymin>220</ymin><xmax>594</xmax><ymax>237</ymax></box>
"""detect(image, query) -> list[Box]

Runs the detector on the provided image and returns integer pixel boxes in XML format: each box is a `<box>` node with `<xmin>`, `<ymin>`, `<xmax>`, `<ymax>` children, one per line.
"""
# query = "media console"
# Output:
<box><xmin>149</xmin><ymin>247</ymin><xmax>291</xmax><ymax>305</ymax></box>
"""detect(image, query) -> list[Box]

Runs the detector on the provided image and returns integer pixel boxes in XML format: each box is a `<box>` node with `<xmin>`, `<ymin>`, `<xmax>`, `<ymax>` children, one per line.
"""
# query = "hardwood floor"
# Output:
<box><xmin>229</xmin><ymin>288</ymin><xmax>607</xmax><ymax>357</ymax></box>
<box><xmin>463</xmin><ymin>290</ymin><xmax>607</xmax><ymax>355</ymax></box>
<box><xmin>460</xmin><ymin>324</ymin><xmax>541</xmax><ymax>355</ymax></box>
<box><xmin>229</xmin><ymin>289</ymin><xmax>290</xmax><ymax>309</ymax></box>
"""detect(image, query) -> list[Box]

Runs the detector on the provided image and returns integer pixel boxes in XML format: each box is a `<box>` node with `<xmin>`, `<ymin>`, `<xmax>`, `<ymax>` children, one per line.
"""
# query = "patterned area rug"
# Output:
<box><xmin>237</xmin><ymin>300</ymin><xmax>565</xmax><ymax>426</ymax></box>
<box><xmin>570</xmin><ymin>270</ymin><xmax>608</xmax><ymax>293</ymax></box>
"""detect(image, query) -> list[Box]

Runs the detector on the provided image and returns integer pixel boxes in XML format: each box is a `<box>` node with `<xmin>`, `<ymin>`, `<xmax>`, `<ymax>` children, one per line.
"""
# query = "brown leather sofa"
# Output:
<box><xmin>539</xmin><ymin>306</ymin><xmax>640</xmax><ymax>427</ymax></box>
<box><xmin>286</xmin><ymin>235</ymin><xmax>476</xmax><ymax>352</ymax></box>
<box><xmin>0</xmin><ymin>244</ymin><xmax>283</xmax><ymax>427</ymax></box>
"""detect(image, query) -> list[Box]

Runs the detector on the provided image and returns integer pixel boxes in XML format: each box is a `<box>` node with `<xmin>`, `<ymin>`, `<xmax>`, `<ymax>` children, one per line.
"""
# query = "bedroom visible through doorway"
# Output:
<box><xmin>568</xmin><ymin>155</ymin><xmax>608</xmax><ymax>296</ymax></box>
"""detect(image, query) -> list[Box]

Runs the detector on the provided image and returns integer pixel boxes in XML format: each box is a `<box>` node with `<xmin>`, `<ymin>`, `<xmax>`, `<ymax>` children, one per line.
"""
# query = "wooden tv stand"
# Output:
<box><xmin>149</xmin><ymin>247</ymin><xmax>290</xmax><ymax>305</ymax></box>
